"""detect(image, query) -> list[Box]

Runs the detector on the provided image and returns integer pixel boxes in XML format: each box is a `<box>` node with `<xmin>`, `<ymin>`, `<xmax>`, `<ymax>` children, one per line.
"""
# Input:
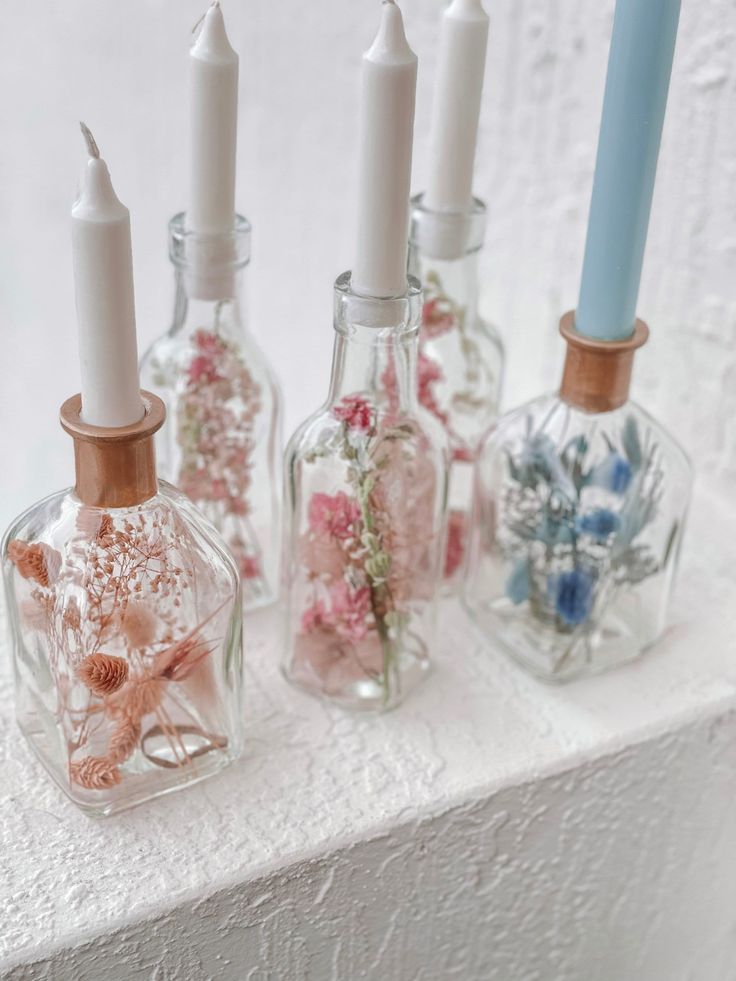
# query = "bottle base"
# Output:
<box><xmin>18</xmin><ymin>715</ymin><xmax>242</xmax><ymax>818</ymax></box>
<box><xmin>465</xmin><ymin>596</ymin><xmax>652</xmax><ymax>684</ymax></box>
<box><xmin>282</xmin><ymin>648</ymin><xmax>432</xmax><ymax>713</ymax></box>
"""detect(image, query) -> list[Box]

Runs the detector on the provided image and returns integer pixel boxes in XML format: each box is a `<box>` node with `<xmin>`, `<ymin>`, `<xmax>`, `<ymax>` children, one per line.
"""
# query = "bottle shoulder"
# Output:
<box><xmin>3</xmin><ymin>484</ymin><xmax>239</xmax><ymax>590</ymax></box>
<box><xmin>285</xmin><ymin>402</ymin><xmax>449</xmax><ymax>472</ymax></box>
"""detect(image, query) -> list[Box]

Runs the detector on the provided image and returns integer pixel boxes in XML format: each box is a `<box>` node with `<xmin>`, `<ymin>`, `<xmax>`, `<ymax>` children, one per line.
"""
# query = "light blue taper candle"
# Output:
<box><xmin>576</xmin><ymin>0</ymin><xmax>680</xmax><ymax>341</ymax></box>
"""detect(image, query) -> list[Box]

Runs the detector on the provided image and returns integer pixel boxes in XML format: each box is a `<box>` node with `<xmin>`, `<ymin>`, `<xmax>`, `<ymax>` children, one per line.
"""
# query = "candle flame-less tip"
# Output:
<box><xmin>192</xmin><ymin>0</ymin><xmax>220</xmax><ymax>36</ymax></box>
<box><xmin>79</xmin><ymin>122</ymin><xmax>100</xmax><ymax>160</ymax></box>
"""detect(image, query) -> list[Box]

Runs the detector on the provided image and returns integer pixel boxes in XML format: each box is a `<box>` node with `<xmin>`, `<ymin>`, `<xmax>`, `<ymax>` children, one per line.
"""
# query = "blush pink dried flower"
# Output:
<box><xmin>333</xmin><ymin>395</ymin><xmax>373</xmax><ymax>433</ymax></box>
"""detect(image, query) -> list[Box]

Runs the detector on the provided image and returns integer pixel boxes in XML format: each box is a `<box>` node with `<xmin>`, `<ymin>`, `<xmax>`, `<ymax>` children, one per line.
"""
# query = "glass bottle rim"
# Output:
<box><xmin>168</xmin><ymin>212</ymin><xmax>252</xmax><ymax>270</ymax></box>
<box><xmin>410</xmin><ymin>193</ymin><xmax>487</xmax><ymax>258</ymax></box>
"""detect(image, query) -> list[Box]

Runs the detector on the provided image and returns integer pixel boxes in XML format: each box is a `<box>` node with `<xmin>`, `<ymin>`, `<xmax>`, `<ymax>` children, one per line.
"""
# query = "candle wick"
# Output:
<box><xmin>79</xmin><ymin>122</ymin><xmax>100</xmax><ymax>160</ymax></box>
<box><xmin>192</xmin><ymin>0</ymin><xmax>220</xmax><ymax>36</ymax></box>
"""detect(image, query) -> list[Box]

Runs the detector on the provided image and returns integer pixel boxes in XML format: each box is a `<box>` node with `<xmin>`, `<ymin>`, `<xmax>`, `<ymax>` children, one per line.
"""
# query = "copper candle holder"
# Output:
<box><xmin>559</xmin><ymin>310</ymin><xmax>649</xmax><ymax>413</ymax></box>
<box><xmin>60</xmin><ymin>391</ymin><xmax>166</xmax><ymax>508</ymax></box>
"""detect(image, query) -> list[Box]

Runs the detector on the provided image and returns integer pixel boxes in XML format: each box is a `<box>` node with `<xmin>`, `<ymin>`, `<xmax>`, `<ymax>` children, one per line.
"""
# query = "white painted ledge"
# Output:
<box><xmin>1</xmin><ymin>483</ymin><xmax>735</xmax><ymax>981</ymax></box>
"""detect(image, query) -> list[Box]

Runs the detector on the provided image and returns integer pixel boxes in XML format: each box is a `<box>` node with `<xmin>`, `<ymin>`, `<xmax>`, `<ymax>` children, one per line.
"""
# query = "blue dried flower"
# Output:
<box><xmin>575</xmin><ymin>508</ymin><xmax>621</xmax><ymax>541</ymax></box>
<box><xmin>516</xmin><ymin>433</ymin><xmax>577</xmax><ymax>501</ymax></box>
<box><xmin>535</xmin><ymin>512</ymin><xmax>575</xmax><ymax>546</ymax></box>
<box><xmin>590</xmin><ymin>452</ymin><xmax>632</xmax><ymax>495</ymax></box>
<box><xmin>505</xmin><ymin>559</ymin><xmax>531</xmax><ymax>605</ymax></box>
<box><xmin>551</xmin><ymin>569</ymin><xmax>594</xmax><ymax>626</ymax></box>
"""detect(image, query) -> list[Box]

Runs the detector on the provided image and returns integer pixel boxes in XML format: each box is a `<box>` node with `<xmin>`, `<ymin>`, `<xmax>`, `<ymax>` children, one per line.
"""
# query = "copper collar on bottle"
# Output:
<box><xmin>59</xmin><ymin>392</ymin><xmax>166</xmax><ymax>508</ymax></box>
<box><xmin>559</xmin><ymin>311</ymin><xmax>649</xmax><ymax>413</ymax></box>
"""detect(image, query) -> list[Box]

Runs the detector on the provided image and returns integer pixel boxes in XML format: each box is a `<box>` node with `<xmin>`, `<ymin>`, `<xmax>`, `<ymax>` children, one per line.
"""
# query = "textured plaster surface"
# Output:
<box><xmin>1</xmin><ymin>486</ymin><xmax>735</xmax><ymax>979</ymax></box>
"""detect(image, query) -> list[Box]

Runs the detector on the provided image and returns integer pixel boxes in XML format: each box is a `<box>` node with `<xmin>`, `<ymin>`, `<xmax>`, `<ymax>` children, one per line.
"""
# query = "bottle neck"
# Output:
<box><xmin>170</xmin><ymin>265</ymin><xmax>248</xmax><ymax>341</ymax></box>
<box><xmin>409</xmin><ymin>193</ymin><xmax>486</xmax><ymax>333</ymax></box>
<box><xmin>328</xmin><ymin>272</ymin><xmax>422</xmax><ymax>415</ymax></box>
<box><xmin>410</xmin><ymin>246</ymin><xmax>481</xmax><ymax>328</ymax></box>
<box><xmin>327</xmin><ymin>323</ymin><xmax>418</xmax><ymax>413</ymax></box>
<box><xmin>168</xmin><ymin>211</ymin><xmax>251</xmax><ymax>341</ymax></box>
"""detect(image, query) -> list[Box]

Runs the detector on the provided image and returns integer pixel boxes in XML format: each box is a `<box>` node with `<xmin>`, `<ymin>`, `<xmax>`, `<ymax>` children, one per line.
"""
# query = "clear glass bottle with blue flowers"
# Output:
<box><xmin>464</xmin><ymin>313</ymin><xmax>691</xmax><ymax>682</ymax></box>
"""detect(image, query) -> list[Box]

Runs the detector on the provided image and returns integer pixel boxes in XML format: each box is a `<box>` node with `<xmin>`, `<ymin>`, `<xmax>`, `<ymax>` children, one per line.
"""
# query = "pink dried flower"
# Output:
<box><xmin>194</xmin><ymin>329</ymin><xmax>225</xmax><ymax>357</ymax></box>
<box><xmin>301</xmin><ymin>599</ymin><xmax>329</xmax><ymax>633</ymax></box>
<box><xmin>301</xmin><ymin>582</ymin><xmax>372</xmax><ymax>644</ymax></box>
<box><xmin>452</xmin><ymin>446</ymin><xmax>474</xmax><ymax>464</ymax></box>
<box><xmin>299</xmin><ymin>534</ymin><xmax>349</xmax><ymax>580</ymax></box>
<box><xmin>369</xmin><ymin>434</ymin><xmax>438</xmax><ymax>605</ymax></box>
<box><xmin>78</xmin><ymin>653</ymin><xmax>129</xmax><ymax>696</ymax></box>
<box><xmin>290</xmin><ymin>629</ymin><xmax>384</xmax><ymax>695</ymax></box>
<box><xmin>444</xmin><ymin>510</ymin><xmax>467</xmax><ymax>579</ymax></box>
<box><xmin>187</xmin><ymin>354</ymin><xmax>221</xmax><ymax>385</ymax></box>
<box><xmin>417</xmin><ymin>352</ymin><xmax>448</xmax><ymax>425</ymax></box>
<box><xmin>239</xmin><ymin>554</ymin><xmax>261</xmax><ymax>580</ymax></box>
<box><xmin>328</xmin><ymin>580</ymin><xmax>372</xmax><ymax>643</ymax></box>
<box><xmin>210</xmin><ymin>479</ymin><xmax>229</xmax><ymax>502</ymax></box>
<box><xmin>308</xmin><ymin>492</ymin><xmax>361</xmax><ymax>541</ymax></box>
<box><xmin>7</xmin><ymin>540</ymin><xmax>62</xmax><ymax>588</ymax></box>
<box><xmin>70</xmin><ymin>756</ymin><xmax>122</xmax><ymax>790</ymax></box>
<box><xmin>333</xmin><ymin>395</ymin><xmax>373</xmax><ymax>433</ymax></box>
<box><xmin>421</xmin><ymin>298</ymin><xmax>456</xmax><ymax>339</ymax></box>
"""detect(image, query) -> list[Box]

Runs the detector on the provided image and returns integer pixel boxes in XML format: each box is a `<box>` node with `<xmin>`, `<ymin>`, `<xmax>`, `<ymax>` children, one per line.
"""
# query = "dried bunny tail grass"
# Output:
<box><xmin>108</xmin><ymin>715</ymin><xmax>141</xmax><ymax>765</ymax></box>
<box><xmin>70</xmin><ymin>756</ymin><xmax>122</xmax><ymax>790</ymax></box>
<box><xmin>78</xmin><ymin>653</ymin><xmax>129</xmax><ymax>695</ymax></box>
<box><xmin>7</xmin><ymin>540</ymin><xmax>62</xmax><ymax>588</ymax></box>
<box><xmin>120</xmin><ymin>601</ymin><xmax>159</xmax><ymax>649</ymax></box>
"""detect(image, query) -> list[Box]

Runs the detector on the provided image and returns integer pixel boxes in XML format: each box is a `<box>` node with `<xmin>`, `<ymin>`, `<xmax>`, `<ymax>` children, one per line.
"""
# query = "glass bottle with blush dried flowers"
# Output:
<box><xmin>408</xmin><ymin>195</ymin><xmax>504</xmax><ymax>590</ymax></box>
<box><xmin>2</xmin><ymin>393</ymin><xmax>244</xmax><ymax>817</ymax></box>
<box><xmin>140</xmin><ymin>214</ymin><xmax>281</xmax><ymax>611</ymax></box>
<box><xmin>281</xmin><ymin>273</ymin><xmax>449</xmax><ymax>711</ymax></box>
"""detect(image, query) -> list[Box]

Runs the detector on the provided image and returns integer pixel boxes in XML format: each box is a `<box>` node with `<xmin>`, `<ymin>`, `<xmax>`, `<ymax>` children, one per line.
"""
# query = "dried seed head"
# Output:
<box><xmin>78</xmin><ymin>652</ymin><xmax>129</xmax><ymax>695</ymax></box>
<box><xmin>7</xmin><ymin>540</ymin><xmax>62</xmax><ymax>588</ymax></box>
<box><xmin>70</xmin><ymin>756</ymin><xmax>121</xmax><ymax>790</ymax></box>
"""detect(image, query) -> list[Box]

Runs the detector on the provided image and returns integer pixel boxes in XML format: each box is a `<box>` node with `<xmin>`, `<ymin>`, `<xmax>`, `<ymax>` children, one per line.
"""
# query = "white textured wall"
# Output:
<box><xmin>1</xmin><ymin>0</ymin><xmax>735</xmax><ymax>531</ymax></box>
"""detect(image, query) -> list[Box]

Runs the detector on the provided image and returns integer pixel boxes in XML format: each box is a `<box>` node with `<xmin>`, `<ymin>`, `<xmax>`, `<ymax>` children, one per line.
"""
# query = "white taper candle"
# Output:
<box><xmin>425</xmin><ymin>0</ymin><xmax>489</xmax><ymax>214</ymax></box>
<box><xmin>188</xmin><ymin>1</ymin><xmax>238</xmax><ymax>236</ymax></box>
<box><xmin>72</xmin><ymin>124</ymin><xmax>144</xmax><ymax>429</ymax></box>
<box><xmin>352</xmin><ymin>0</ymin><xmax>417</xmax><ymax>298</ymax></box>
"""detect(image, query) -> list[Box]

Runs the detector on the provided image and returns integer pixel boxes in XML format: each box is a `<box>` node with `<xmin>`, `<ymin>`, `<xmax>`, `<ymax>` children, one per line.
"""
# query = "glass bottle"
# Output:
<box><xmin>2</xmin><ymin>393</ymin><xmax>243</xmax><ymax>817</ymax></box>
<box><xmin>464</xmin><ymin>313</ymin><xmax>692</xmax><ymax>683</ymax></box>
<box><xmin>409</xmin><ymin>194</ymin><xmax>504</xmax><ymax>589</ymax></box>
<box><xmin>282</xmin><ymin>274</ymin><xmax>449</xmax><ymax>711</ymax></box>
<box><xmin>140</xmin><ymin>214</ymin><xmax>281</xmax><ymax>611</ymax></box>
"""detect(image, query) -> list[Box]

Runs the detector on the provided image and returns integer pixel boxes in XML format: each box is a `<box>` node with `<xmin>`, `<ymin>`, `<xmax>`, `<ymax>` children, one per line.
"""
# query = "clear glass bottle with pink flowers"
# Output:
<box><xmin>2</xmin><ymin>394</ymin><xmax>244</xmax><ymax>818</ymax></box>
<box><xmin>281</xmin><ymin>274</ymin><xmax>449</xmax><ymax>711</ymax></box>
<box><xmin>409</xmin><ymin>195</ymin><xmax>504</xmax><ymax>588</ymax></box>
<box><xmin>140</xmin><ymin>214</ymin><xmax>281</xmax><ymax>610</ymax></box>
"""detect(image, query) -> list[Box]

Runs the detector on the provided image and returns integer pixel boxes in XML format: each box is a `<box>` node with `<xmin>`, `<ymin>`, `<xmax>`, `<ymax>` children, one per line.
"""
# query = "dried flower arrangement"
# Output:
<box><xmin>419</xmin><ymin>271</ymin><xmax>498</xmax><ymax>460</ymax></box>
<box><xmin>290</xmin><ymin>393</ymin><xmax>438</xmax><ymax>706</ymax></box>
<box><xmin>175</xmin><ymin>327</ymin><xmax>265</xmax><ymax>586</ymax></box>
<box><xmin>7</xmin><ymin>505</ymin><xmax>237</xmax><ymax>797</ymax></box>
<box><xmin>497</xmin><ymin>413</ymin><xmax>672</xmax><ymax>642</ymax></box>
<box><xmin>417</xmin><ymin>271</ymin><xmax>502</xmax><ymax>581</ymax></box>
